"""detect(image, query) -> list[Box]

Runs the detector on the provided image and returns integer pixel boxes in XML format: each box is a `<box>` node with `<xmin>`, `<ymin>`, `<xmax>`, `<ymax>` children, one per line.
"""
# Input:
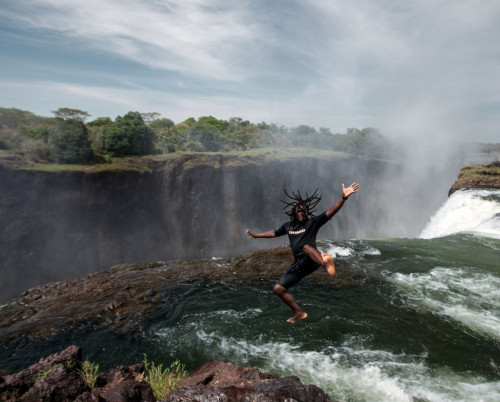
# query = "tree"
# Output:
<box><xmin>141</xmin><ymin>112</ymin><xmax>161</xmax><ymax>122</ymax></box>
<box><xmin>0</xmin><ymin>107</ymin><xmax>48</xmax><ymax>129</ymax></box>
<box><xmin>148</xmin><ymin>118</ymin><xmax>175</xmax><ymax>133</ymax></box>
<box><xmin>52</xmin><ymin>108</ymin><xmax>90</xmax><ymax>122</ymax></box>
<box><xmin>96</xmin><ymin>111</ymin><xmax>155</xmax><ymax>156</ymax></box>
<box><xmin>87</xmin><ymin>117</ymin><xmax>113</xmax><ymax>127</ymax></box>
<box><xmin>47</xmin><ymin>119</ymin><xmax>93</xmax><ymax>163</ymax></box>
<box><xmin>186</xmin><ymin>124</ymin><xmax>225</xmax><ymax>152</ymax></box>
<box><xmin>197</xmin><ymin>115</ymin><xmax>229</xmax><ymax>132</ymax></box>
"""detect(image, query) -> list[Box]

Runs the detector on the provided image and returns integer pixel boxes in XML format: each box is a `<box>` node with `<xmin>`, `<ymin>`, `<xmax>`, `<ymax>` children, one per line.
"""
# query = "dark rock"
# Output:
<box><xmin>0</xmin><ymin>346</ymin><xmax>154</xmax><ymax>402</ymax></box>
<box><xmin>102</xmin><ymin>379</ymin><xmax>154</xmax><ymax>402</ymax></box>
<box><xmin>100</xmin><ymin>364</ymin><xmax>154</xmax><ymax>402</ymax></box>
<box><xmin>20</xmin><ymin>363</ymin><xmax>87</xmax><ymax>401</ymax></box>
<box><xmin>165</xmin><ymin>361</ymin><xmax>331</xmax><ymax>402</ymax></box>
<box><xmin>1</xmin><ymin>350</ymin><xmax>332</xmax><ymax>402</ymax></box>
<box><xmin>180</xmin><ymin>360</ymin><xmax>277</xmax><ymax>388</ymax></box>
<box><xmin>0</xmin><ymin>345</ymin><xmax>83</xmax><ymax>401</ymax></box>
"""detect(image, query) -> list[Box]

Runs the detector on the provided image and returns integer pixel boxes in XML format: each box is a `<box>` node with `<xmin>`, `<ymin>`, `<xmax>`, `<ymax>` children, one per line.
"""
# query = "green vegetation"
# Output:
<box><xmin>48</xmin><ymin>118</ymin><xmax>93</xmax><ymax>163</ymax></box>
<box><xmin>79</xmin><ymin>359</ymin><xmax>99</xmax><ymax>391</ymax></box>
<box><xmin>95</xmin><ymin>111</ymin><xmax>155</xmax><ymax>156</ymax></box>
<box><xmin>0</xmin><ymin>106</ymin><xmax>398</xmax><ymax>169</ymax></box>
<box><xmin>35</xmin><ymin>364</ymin><xmax>56</xmax><ymax>382</ymax></box>
<box><xmin>143</xmin><ymin>355</ymin><xmax>187</xmax><ymax>400</ymax></box>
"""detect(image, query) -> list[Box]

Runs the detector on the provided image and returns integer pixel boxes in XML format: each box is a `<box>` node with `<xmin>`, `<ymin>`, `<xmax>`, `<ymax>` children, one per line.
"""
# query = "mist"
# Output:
<box><xmin>1</xmin><ymin>0</ymin><xmax>499</xmax><ymax>304</ymax></box>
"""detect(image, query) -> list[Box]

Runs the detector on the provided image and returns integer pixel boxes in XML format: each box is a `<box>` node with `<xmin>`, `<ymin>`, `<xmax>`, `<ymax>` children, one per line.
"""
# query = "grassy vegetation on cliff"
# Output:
<box><xmin>0</xmin><ymin>147</ymin><xmax>392</xmax><ymax>174</ymax></box>
<box><xmin>1</xmin><ymin>106</ymin><xmax>395</xmax><ymax>171</ymax></box>
<box><xmin>449</xmin><ymin>161</ymin><xmax>500</xmax><ymax>194</ymax></box>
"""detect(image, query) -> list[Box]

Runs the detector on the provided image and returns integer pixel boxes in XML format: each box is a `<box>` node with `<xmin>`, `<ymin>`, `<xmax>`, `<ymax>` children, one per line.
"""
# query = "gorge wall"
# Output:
<box><xmin>0</xmin><ymin>151</ymin><xmax>461</xmax><ymax>303</ymax></box>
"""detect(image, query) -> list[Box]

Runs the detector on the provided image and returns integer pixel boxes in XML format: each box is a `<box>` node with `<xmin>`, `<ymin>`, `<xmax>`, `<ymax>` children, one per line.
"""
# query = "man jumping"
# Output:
<box><xmin>246</xmin><ymin>182</ymin><xmax>359</xmax><ymax>323</ymax></box>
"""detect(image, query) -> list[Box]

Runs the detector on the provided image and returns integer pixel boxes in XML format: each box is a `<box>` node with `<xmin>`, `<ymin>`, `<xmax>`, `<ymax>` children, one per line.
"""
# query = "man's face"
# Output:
<box><xmin>295</xmin><ymin>204</ymin><xmax>308</xmax><ymax>222</ymax></box>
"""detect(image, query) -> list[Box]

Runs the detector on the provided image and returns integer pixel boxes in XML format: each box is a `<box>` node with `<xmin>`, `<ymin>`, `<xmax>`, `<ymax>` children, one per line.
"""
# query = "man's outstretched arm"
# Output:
<box><xmin>325</xmin><ymin>182</ymin><xmax>360</xmax><ymax>219</ymax></box>
<box><xmin>246</xmin><ymin>229</ymin><xmax>276</xmax><ymax>239</ymax></box>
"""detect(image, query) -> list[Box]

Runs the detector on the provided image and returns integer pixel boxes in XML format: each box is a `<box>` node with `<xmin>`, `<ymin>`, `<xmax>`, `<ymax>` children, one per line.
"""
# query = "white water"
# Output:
<box><xmin>420</xmin><ymin>189</ymin><xmax>500</xmax><ymax>239</ymax></box>
<box><xmin>388</xmin><ymin>266</ymin><xmax>500</xmax><ymax>340</ymax></box>
<box><xmin>185</xmin><ymin>329</ymin><xmax>500</xmax><ymax>402</ymax></box>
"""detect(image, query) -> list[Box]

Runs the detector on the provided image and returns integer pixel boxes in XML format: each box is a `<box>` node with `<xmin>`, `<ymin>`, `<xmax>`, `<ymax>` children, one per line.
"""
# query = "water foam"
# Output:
<box><xmin>322</xmin><ymin>244</ymin><xmax>354</xmax><ymax>258</ymax></box>
<box><xmin>193</xmin><ymin>330</ymin><xmax>500</xmax><ymax>402</ymax></box>
<box><xmin>388</xmin><ymin>266</ymin><xmax>500</xmax><ymax>340</ymax></box>
<box><xmin>420</xmin><ymin>189</ymin><xmax>500</xmax><ymax>239</ymax></box>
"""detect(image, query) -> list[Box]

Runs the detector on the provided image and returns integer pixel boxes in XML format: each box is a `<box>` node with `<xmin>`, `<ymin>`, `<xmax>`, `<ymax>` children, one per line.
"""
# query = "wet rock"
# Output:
<box><xmin>0</xmin><ymin>346</ymin><xmax>153</xmax><ymax>402</ymax></box>
<box><xmin>0</xmin><ymin>344</ymin><xmax>83</xmax><ymax>401</ymax></box>
<box><xmin>1</xmin><ymin>348</ymin><xmax>332</xmax><ymax>402</ymax></box>
<box><xmin>165</xmin><ymin>360</ymin><xmax>331</xmax><ymax>402</ymax></box>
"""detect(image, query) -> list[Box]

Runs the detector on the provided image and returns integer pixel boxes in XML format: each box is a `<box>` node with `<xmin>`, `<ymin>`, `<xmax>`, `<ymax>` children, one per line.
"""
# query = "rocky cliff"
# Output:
<box><xmin>0</xmin><ymin>150</ymin><xmax>460</xmax><ymax>303</ymax></box>
<box><xmin>1</xmin><ymin>345</ymin><xmax>331</xmax><ymax>401</ymax></box>
<box><xmin>448</xmin><ymin>161</ymin><xmax>500</xmax><ymax>195</ymax></box>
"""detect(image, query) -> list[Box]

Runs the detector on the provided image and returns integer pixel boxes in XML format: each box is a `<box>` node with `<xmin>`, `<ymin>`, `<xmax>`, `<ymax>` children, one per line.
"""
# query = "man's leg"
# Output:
<box><xmin>273</xmin><ymin>284</ymin><xmax>308</xmax><ymax>323</ymax></box>
<box><xmin>303</xmin><ymin>244</ymin><xmax>335</xmax><ymax>275</ymax></box>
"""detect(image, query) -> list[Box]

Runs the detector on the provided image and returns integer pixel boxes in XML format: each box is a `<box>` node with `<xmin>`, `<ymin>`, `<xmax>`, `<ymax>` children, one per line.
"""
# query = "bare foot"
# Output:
<box><xmin>287</xmin><ymin>312</ymin><xmax>308</xmax><ymax>323</ymax></box>
<box><xmin>321</xmin><ymin>253</ymin><xmax>335</xmax><ymax>275</ymax></box>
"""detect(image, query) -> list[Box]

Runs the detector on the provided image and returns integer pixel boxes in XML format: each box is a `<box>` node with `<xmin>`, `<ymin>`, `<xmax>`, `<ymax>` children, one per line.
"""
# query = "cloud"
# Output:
<box><xmin>0</xmin><ymin>0</ymin><xmax>499</xmax><ymax>141</ymax></box>
<box><xmin>1</xmin><ymin>0</ymin><xmax>264</xmax><ymax>81</ymax></box>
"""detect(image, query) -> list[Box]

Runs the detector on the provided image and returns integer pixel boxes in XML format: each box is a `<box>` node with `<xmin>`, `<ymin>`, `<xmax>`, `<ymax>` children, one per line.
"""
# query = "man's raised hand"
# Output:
<box><xmin>342</xmin><ymin>182</ymin><xmax>360</xmax><ymax>199</ymax></box>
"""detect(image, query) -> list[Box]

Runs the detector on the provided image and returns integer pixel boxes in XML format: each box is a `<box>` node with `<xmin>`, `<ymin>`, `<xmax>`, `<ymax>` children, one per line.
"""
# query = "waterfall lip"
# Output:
<box><xmin>420</xmin><ymin>189</ymin><xmax>500</xmax><ymax>239</ymax></box>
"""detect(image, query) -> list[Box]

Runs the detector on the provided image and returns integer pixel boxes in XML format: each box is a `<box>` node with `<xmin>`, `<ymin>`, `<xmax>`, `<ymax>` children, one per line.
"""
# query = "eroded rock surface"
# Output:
<box><xmin>0</xmin><ymin>346</ymin><xmax>331</xmax><ymax>402</ymax></box>
<box><xmin>166</xmin><ymin>360</ymin><xmax>331</xmax><ymax>401</ymax></box>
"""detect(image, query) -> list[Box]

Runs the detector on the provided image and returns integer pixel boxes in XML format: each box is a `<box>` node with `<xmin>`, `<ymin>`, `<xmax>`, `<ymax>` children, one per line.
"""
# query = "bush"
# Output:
<box><xmin>143</xmin><ymin>356</ymin><xmax>186</xmax><ymax>400</ymax></box>
<box><xmin>183</xmin><ymin>140</ymin><xmax>205</xmax><ymax>152</ymax></box>
<box><xmin>21</xmin><ymin>139</ymin><xmax>52</xmax><ymax>162</ymax></box>
<box><xmin>79</xmin><ymin>360</ymin><xmax>99</xmax><ymax>391</ymax></box>
<box><xmin>186</xmin><ymin>124</ymin><xmax>225</xmax><ymax>151</ymax></box>
<box><xmin>47</xmin><ymin>119</ymin><xmax>93</xmax><ymax>163</ymax></box>
<box><xmin>96</xmin><ymin>112</ymin><xmax>155</xmax><ymax>156</ymax></box>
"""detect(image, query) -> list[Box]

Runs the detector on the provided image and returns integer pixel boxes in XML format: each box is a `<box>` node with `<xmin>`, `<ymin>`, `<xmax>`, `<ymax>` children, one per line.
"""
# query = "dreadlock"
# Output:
<box><xmin>281</xmin><ymin>188</ymin><xmax>322</xmax><ymax>223</ymax></box>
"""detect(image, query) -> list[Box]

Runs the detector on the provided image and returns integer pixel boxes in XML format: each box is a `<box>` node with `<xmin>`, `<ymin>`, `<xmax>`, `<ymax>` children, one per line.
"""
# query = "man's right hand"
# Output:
<box><xmin>246</xmin><ymin>229</ymin><xmax>256</xmax><ymax>239</ymax></box>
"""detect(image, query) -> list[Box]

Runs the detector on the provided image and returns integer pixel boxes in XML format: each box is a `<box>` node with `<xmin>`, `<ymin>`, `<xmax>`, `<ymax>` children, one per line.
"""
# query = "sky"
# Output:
<box><xmin>0</xmin><ymin>0</ymin><xmax>499</xmax><ymax>142</ymax></box>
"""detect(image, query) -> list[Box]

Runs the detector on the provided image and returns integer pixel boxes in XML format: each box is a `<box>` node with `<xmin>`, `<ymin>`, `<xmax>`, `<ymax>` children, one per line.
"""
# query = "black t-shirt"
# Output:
<box><xmin>274</xmin><ymin>211</ymin><xmax>330</xmax><ymax>259</ymax></box>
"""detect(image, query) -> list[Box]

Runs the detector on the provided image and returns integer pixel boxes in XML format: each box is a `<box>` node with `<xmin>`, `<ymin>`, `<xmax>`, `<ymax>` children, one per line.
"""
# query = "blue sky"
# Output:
<box><xmin>1</xmin><ymin>0</ymin><xmax>499</xmax><ymax>142</ymax></box>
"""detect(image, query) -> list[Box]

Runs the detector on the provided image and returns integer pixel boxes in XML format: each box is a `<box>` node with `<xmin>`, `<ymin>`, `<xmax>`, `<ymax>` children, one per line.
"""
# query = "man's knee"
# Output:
<box><xmin>303</xmin><ymin>244</ymin><xmax>312</xmax><ymax>252</ymax></box>
<box><xmin>274</xmin><ymin>284</ymin><xmax>286</xmax><ymax>295</ymax></box>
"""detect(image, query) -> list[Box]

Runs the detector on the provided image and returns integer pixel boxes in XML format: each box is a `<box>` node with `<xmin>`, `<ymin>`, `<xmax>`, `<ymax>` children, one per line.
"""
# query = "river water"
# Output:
<box><xmin>2</xmin><ymin>189</ymin><xmax>500</xmax><ymax>401</ymax></box>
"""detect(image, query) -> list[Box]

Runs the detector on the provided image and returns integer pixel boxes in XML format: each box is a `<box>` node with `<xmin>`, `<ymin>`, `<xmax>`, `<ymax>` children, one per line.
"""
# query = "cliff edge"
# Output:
<box><xmin>448</xmin><ymin>161</ymin><xmax>500</xmax><ymax>196</ymax></box>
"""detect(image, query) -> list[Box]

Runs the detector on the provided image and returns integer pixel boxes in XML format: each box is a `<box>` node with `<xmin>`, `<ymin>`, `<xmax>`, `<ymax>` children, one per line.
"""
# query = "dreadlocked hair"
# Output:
<box><xmin>281</xmin><ymin>188</ymin><xmax>322</xmax><ymax>223</ymax></box>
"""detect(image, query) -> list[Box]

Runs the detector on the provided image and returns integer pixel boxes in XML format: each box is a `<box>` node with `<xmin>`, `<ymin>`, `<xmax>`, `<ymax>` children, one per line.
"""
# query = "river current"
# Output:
<box><xmin>2</xmin><ymin>189</ymin><xmax>500</xmax><ymax>401</ymax></box>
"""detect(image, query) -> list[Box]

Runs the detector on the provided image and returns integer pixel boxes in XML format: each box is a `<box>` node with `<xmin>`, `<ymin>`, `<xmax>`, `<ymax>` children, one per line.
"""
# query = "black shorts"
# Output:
<box><xmin>276</xmin><ymin>255</ymin><xmax>319</xmax><ymax>290</ymax></box>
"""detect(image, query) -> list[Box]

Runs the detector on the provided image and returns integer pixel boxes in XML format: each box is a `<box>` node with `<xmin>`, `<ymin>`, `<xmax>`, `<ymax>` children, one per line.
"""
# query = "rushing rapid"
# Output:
<box><xmin>1</xmin><ymin>189</ymin><xmax>499</xmax><ymax>401</ymax></box>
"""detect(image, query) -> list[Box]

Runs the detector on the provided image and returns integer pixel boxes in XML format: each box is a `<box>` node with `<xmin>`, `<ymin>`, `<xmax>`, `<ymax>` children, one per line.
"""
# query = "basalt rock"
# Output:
<box><xmin>165</xmin><ymin>360</ymin><xmax>331</xmax><ymax>402</ymax></box>
<box><xmin>0</xmin><ymin>346</ymin><xmax>153</xmax><ymax>402</ymax></box>
<box><xmin>0</xmin><ymin>347</ymin><xmax>331</xmax><ymax>402</ymax></box>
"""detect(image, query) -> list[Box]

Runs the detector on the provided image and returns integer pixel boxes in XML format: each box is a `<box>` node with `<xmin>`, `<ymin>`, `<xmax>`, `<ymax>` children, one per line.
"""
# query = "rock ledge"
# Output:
<box><xmin>0</xmin><ymin>346</ymin><xmax>331</xmax><ymax>402</ymax></box>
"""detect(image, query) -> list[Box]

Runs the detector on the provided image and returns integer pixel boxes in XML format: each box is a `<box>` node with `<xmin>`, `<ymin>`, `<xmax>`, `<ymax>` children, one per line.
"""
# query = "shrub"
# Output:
<box><xmin>186</xmin><ymin>124</ymin><xmax>225</xmax><ymax>151</ymax></box>
<box><xmin>183</xmin><ymin>140</ymin><xmax>205</xmax><ymax>152</ymax></box>
<box><xmin>21</xmin><ymin>139</ymin><xmax>52</xmax><ymax>162</ymax></box>
<box><xmin>79</xmin><ymin>359</ymin><xmax>99</xmax><ymax>391</ymax></box>
<box><xmin>143</xmin><ymin>356</ymin><xmax>187</xmax><ymax>400</ymax></box>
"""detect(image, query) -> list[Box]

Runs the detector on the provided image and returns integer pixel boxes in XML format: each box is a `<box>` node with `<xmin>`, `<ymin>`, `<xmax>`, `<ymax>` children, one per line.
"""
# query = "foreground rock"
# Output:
<box><xmin>167</xmin><ymin>360</ymin><xmax>331</xmax><ymax>401</ymax></box>
<box><xmin>0</xmin><ymin>345</ymin><xmax>153</xmax><ymax>402</ymax></box>
<box><xmin>448</xmin><ymin>161</ymin><xmax>500</xmax><ymax>195</ymax></box>
<box><xmin>0</xmin><ymin>346</ymin><xmax>331</xmax><ymax>402</ymax></box>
